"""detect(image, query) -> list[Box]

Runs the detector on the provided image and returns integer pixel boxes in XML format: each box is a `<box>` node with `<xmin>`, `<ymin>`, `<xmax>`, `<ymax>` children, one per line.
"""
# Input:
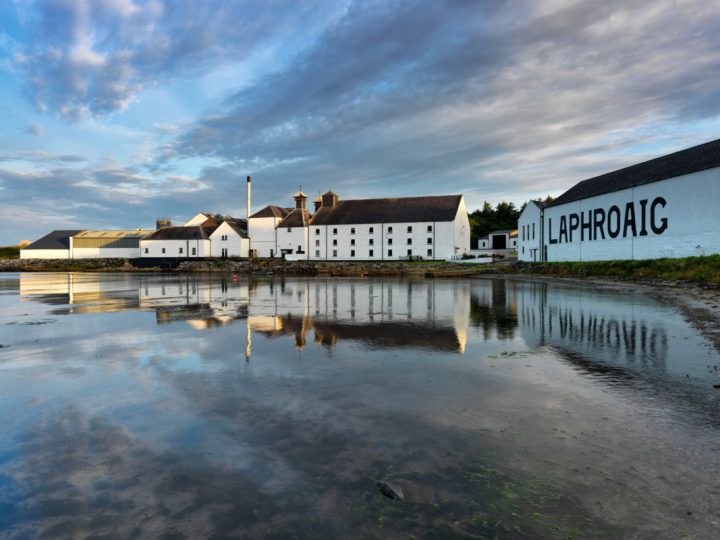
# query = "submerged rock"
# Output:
<box><xmin>377</xmin><ymin>480</ymin><xmax>404</xmax><ymax>501</ymax></box>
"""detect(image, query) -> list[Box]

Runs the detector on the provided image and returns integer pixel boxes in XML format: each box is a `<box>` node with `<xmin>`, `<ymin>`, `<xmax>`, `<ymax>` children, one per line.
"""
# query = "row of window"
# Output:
<box><xmin>144</xmin><ymin>247</ymin><xmax>197</xmax><ymax>255</ymax></box>
<box><xmin>314</xmin><ymin>249</ymin><xmax>433</xmax><ymax>258</ymax></box>
<box><xmin>315</xmin><ymin>225</ymin><xmax>433</xmax><ymax>236</ymax></box>
<box><xmin>521</xmin><ymin>223</ymin><xmax>536</xmax><ymax>241</ymax></box>
<box><xmin>316</xmin><ymin>237</ymin><xmax>433</xmax><ymax>247</ymax></box>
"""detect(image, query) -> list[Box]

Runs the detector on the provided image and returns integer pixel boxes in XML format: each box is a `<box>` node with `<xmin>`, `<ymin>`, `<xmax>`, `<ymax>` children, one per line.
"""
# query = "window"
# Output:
<box><xmin>388</xmin><ymin>226</ymin><xmax>393</xmax><ymax>234</ymax></box>
<box><xmin>407</xmin><ymin>226</ymin><xmax>412</xmax><ymax>233</ymax></box>
<box><xmin>351</xmin><ymin>227</ymin><xmax>355</xmax><ymax>234</ymax></box>
<box><xmin>388</xmin><ymin>249</ymin><xmax>393</xmax><ymax>257</ymax></box>
<box><xmin>369</xmin><ymin>227</ymin><xmax>374</xmax><ymax>234</ymax></box>
<box><xmin>427</xmin><ymin>238</ymin><xmax>432</xmax><ymax>244</ymax></box>
<box><xmin>522</xmin><ymin>247</ymin><xmax>525</xmax><ymax>254</ymax></box>
<box><xmin>532</xmin><ymin>223</ymin><xmax>535</xmax><ymax>240</ymax></box>
<box><xmin>350</xmin><ymin>239</ymin><xmax>355</xmax><ymax>246</ymax></box>
<box><xmin>427</xmin><ymin>249</ymin><xmax>432</xmax><ymax>257</ymax></box>
<box><xmin>315</xmin><ymin>239</ymin><xmax>320</xmax><ymax>246</ymax></box>
<box><xmin>388</xmin><ymin>238</ymin><xmax>393</xmax><ymax>245</ymax></box>
<box><xmin>333</xmin><ymin>249</ymin><xmax>337</xmax><ymax>257</ymax></box>
<box><xmin>333</xmin><ymin>239</ymin><xmax>337</xmax><ymax>246</ymax></box>
<box><xmin>369</xmin><ymin>250</ymin><xmax>374</xmax><ymax>257</ymax></box>
<box><xmin>161</xmin><ymin>248</ymin><xmax>166</xmax><ymax>254</ymax></box>
<box><xmin>333</xmin><ymin>228</ymin><xmax>337</xmax><ymax>235</ymax></box>
<box><xmin>369</xmin><ymin>238</ymin><xmax>374</xmax><ymax>245</ymax></box>
<box><xmin>315</xmin><ymin>229</ymin><xmax>320</xmax><ymax>236</ymax></box>
<box><xmin>315</xmin><ymin>250</ymin><xmax>320</xmax><ymax>257</ymax></box>
<box><xmin>221</xmin><ymin>234</ymin><xmax>228</xmax><ymax>241</ymax></box>
<box><xmin>407</xmin><ymin>249</ymin><xmax>412</xmax><ymax>256</ymax></box>
<box><xmin>427</xmin><ymin>225</ymin><xmax>432</xmax><ymax>232</ymax></box>
<box><xmin>144</xmin><ymin>247</ymin><xmax>148</xmax><ymax>254</ymax></box>
<box><xmin>287</xmin><ymin>227</ymin><xmax>291</xmax><ymax>233</ymax></box>
<box><xmin>192</xmin><ymin>247</ymin><xmax>196</xmax><ymax>256</ymax></box>
<box><xmin>351</xmin><ymin>249</ymin><xmax>355</xmax><ymax>257</ymax></box>
<box><xmin>179</xmin><ymin>247</ymin><xmax>183</xmax><ymax>254</ymax></box>
<box><xmin>407</xmin><ymin>238</ymin><xmax>412</xmax><ymax>245</ymax></box>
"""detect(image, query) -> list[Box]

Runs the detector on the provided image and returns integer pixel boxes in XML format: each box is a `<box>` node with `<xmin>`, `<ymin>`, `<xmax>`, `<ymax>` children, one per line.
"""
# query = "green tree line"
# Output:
<box><xmin>468</xmin><ymin>197</ymin><xmax>553</xmax><ymax>243</ymax></box>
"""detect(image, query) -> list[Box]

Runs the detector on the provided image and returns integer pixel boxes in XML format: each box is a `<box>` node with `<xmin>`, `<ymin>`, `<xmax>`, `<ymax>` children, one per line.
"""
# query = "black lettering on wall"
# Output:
<box><xmin>650</xmin><ymin>197</ymin><xmax>668</xmax><ymax>234</ymax></box>
<box><xmin>593</xmin><ymin>208</ymin><xmax>606</xmax><ymax>240</ymax></box>
<box><xmin>638</xmin><ymin>199</ymin><xmax>649</xmax><ymax>236</ymax></box>
<box><xmin>607</xmin><ymin>206</ymin><xmax>621</xmax><ymax>238</ymax></box>
<box><xmin>580</xmin><ymin>210</ymin><xmax>593</xmax><ymax>241</ymax></box>
<box><xmin>569</xmin><ymin>213</ymin><xmax>579</xmax><ymax>242</ymax></box>
<box><xmin>623</xmin><ymin>202</ymin><xmax>637</xmax><ymax>238</ymax></box>
<box><xmin>559</xmin><ymin>216</ymin><xmax>568</xmax><ymax>243</ymax></box>
<box><xmin>548</xmin><ymin>218</ymin><xmax>557</xmax><ymax>244</ymax></box>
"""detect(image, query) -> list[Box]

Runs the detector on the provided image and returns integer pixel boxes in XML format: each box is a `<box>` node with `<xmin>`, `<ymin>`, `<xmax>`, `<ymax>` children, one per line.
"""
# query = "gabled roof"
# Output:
<box><xmin>142</xmin><ymin>226</ymin><xmax>212</xmax><ymax>241</ymax></box>
<box><xmin>551</xmin><ymin>138</ymin><xmax>720</xmax><ymax>206</ymax></box>
<box><xmin>309</xmin><ymin>195</ymin><xmax>462</xmax><ymax>226</ymax></box>
<box><xmin>23</xmin><ymin>230</ymin><xmax>83</xmax><ymax>250</ymax></box>
<box><xmin>250</xmin><ymin>205</ymin><xmax>290</xmax><ymax>219</ymax></box>
<box><xmin>278</xmin><ymin>209</ymin><xmax>311</xmax><ymax>228</ymax></box>
<box><xmin>211</xmin><ymin>220</ymin><xmax>248</xmax><ymax>238</ymax></box>
<box><xmin>529</xmin><ymin>200</ymin><xmax>547</xmax><ymax>209</ymax></box>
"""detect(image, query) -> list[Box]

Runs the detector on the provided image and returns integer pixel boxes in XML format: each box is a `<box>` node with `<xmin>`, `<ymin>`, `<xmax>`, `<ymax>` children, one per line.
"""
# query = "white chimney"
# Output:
<box><xmin>247</xmin><ymin>175</ymin><xmax>251</xmax><ymax>220</ymax></box>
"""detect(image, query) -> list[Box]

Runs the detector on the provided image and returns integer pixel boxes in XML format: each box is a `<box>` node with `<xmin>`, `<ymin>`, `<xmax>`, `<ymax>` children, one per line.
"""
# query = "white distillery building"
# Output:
<box><xmin>69</xmin><ymin>229</ymin><xmax>152</xmax><ymax>259</ymax></box>
<box><xmin>477</xmin><ymin>229</ymin><xmax>518</xmax><ymax>251</ymax></box>
<box><xmin>20</xmin><ymin>230</ymin><xmax>83</xmax><ymax>259</ymax></box>
<box><xmin>306</xmin><ymin>191</ymin><xmax>470</xmax><ymax>261</ymax></box>
<box><xmin>518</xmin><ymin>138</ymin><xmax>720</xmax><ymax>262</ymax></box>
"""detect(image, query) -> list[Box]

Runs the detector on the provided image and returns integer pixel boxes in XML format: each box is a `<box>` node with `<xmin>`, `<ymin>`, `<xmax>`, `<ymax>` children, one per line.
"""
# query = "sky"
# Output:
<box><xmin>2</xmin><ymin>0</ymin><xmax>720</xmax><ymax>244</ymax></box>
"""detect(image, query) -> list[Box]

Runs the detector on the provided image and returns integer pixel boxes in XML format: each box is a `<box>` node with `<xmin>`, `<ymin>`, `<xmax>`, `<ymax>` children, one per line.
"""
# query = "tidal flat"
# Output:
<box><xmin>0</xmin><ymin>273</ymin><xmax>719</xmax><ymax>538</ymax></box>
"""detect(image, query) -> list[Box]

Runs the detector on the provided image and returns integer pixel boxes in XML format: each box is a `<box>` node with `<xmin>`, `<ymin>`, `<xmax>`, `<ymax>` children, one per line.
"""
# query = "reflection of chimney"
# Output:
<box><xmin>247</xmin><ymin>176</ymin><xmax>252</xmax><ymax>220</ymax></box>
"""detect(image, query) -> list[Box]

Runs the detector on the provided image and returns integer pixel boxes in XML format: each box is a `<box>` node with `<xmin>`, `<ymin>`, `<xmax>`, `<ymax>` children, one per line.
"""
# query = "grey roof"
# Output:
<box><xmin>142</xmin><ymin>226</ymin><xmax>212</xmax><ymax>241</ymax></box>
<box><xmin>225</xmin><ymin>220</ymin><xmax>248</xmax><ymax>238</ymax></box>
<box><xmin>490</xmin><ymin>229</ymin><xmax>516</xmax><ymax>235</ymax></box>
<box><xmin>23</xmin><ymin>230</ymin><xmax>83</xmax><ymax>250</ymax></box>
<box><xmin>310</xmin><ymin>195</ymin><xmax>462</xmax><ymax>226</ymax></box>
<box><xmin>552</xmin><ymin>138</ymin><xmax>720</xmax><ymax>206</ymax></box>
<box><xmin>250</xmin><ymin>205</ymin><xmax>290</xmax><ymax>219</ymax></box>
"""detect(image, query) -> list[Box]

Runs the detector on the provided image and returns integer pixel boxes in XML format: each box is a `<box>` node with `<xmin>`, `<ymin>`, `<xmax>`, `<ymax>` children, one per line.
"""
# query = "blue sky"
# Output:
<box><xmin>2</xmin><ymin>0</ymin><xmax>720</xmax><ymax>244</ymax></box>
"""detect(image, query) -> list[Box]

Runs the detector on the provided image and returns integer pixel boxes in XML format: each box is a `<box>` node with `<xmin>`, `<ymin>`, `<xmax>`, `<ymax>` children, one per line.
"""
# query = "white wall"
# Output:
<box><xmin>543</xmin><ymin>167</ymin><xmax>720</xmax><ymax>261</ymax></box>
<box><xmin>184</xmin><ymin>213</ymin><xmax>210</xmax><ymax>226</ymax></box>
<box><xmin>140</xmin><ymin>239</ymin><xmax>211</xmax><ymax>258</ymax></box>
<box><xmin>308</xmin><ymin>221</ymin><xmax>453</xmax><ymax>261</ymax></box>
<box><xmin>248</xmin><ymin>217</ymin><xmax>279</xmax><ymax>257</ymax></box>
<box><xmin>210</xmin><ymin>222</ymin><xmax>249</xmax><ymax>258</ymax></box>
<box><xmin>20</xmin><ymin>249</ymin><xmax>70</xmax><ymax>259</ymax></box>
<box><xmin>518</xmin><ymin>203</ymin><xmax>543</xmax><ymax>262</ymax></box>
<box><xmin>452</xmin><ymin>197</ymin><xmax>471</xmax><ymax>256</ymax></box>
<box><xmin>277</xmin><ymin>226</ymin><xmax>309</xmax><ymax>259</ymax></box>
<box><xmin>70</xmin><ymin>247</ymin><xmax>140</xmax><ymax>259</ymax></box>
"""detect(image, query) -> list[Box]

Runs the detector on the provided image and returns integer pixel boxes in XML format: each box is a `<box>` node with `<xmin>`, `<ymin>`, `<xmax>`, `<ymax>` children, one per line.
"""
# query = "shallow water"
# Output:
<box><xmin>0</xmin><ymin>272</ymin><xmax>719</xmax><ymax>539</ymax></box>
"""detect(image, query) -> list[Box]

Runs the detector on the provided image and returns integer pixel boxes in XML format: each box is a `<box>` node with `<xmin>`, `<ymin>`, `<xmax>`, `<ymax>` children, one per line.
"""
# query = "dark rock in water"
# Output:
<box><xmin>713</xmin><ymin>384</ymin><xmax>720</xmax><ymax>389</ymax></box>
<box><xmin>377</xmin><ymin>481</ymin><xmax>404</xmax><ymax>500</ymax></box>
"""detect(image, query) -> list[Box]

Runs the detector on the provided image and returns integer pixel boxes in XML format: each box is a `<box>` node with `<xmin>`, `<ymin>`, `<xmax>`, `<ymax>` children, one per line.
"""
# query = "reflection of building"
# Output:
<box><xmin>510</xmin><ymin>280</ymin><xmax>709</xmax><ymax>377</ymax></box>
<box><xmin>245</xmin><ymin>279</ymin><xmax>471</xmax><ymax>356</ymax></box>
<box><xmin>18</xmin><ymin>274</ymin><xmax>473</xmax><ymax>355</ymax></box>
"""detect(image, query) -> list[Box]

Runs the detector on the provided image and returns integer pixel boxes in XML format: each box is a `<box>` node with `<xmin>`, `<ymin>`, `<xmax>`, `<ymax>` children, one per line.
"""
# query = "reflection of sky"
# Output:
<box><xmin>1</xmin><ymin>273</ymin><xmax>720</xmax><ymax>538</ymax></box>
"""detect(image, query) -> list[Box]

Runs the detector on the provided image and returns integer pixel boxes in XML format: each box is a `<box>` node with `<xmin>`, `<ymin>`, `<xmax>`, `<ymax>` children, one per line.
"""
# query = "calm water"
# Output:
<box><xmin>0</xmin><ymin>273</ymin><xmax>719</xmax><ymax>539</ymax></box>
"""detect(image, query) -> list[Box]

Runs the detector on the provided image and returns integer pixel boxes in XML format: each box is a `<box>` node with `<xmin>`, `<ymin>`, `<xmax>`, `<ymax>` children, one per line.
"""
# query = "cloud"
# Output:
<box><xmin>24</xmin><ymin>123</ymin><xmax>43</xmax><ymax>136</ymax></box>
<box><xmin>10</xmin><ymin>0</ymin><xmax>347</xmax><ymax>119</ymax></box>
<box><xmin>166</xmin><ymin>0</ymin><xmax>720</xmax><ymax>204</ymax></box>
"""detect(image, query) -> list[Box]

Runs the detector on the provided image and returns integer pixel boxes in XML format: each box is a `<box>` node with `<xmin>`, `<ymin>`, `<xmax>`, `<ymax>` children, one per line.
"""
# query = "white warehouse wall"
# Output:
<box><xmin>19</xmin><ymin>249</ymin><xmax>70</xmax><ymax>259</ymax></box>
<box><xmin>210</xmin><ymin>222</ymin><xmax>249</xmax><ymax>258</ymax></box>
<box><xmin>518</xmin><ymin>203</ymin><xmax>543</xmax><ymax>262</ymax></box>
<box><xmin>533</xmin><ymin>166</ymin><xmax>720</xmax><ymax>262</ymax></box>
<box><xmin>140</xmin><ymin>239</ymin><xmax>211</xmax><ymax>258</ymax></box>
<box><xmin>248</xmin><ymin>217</ymin><xmax>279</xmax><ymax>257</ymax></box>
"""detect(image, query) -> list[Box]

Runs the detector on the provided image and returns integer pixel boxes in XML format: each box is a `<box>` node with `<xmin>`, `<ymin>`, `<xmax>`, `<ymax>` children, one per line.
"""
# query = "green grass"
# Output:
<box><xmin>515</xmin><ymin>254</ymin><xmax>720</xmax><ymax>284</ymax></box>
<box><xmin>0</xmin><ymin>246</ymin><xmax>20</xmax><ymax>259</ymax></box>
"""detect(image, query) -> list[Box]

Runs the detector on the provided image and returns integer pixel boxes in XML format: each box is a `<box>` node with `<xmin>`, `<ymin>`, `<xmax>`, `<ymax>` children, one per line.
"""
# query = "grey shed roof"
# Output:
<box><xmin>23</xmin><ymin>230</ymin><xmax>83</xmax><ymax>250</ymax></box>
<box><xmin>551</xmin><ymin>138</ymin><xmax>720</xmax><ymax>206</ymax></box>
<box><xmin>142</xmin><ymin>226</ymin><xmax>213</xmax><ymax>241</ymax></box>
<box><xmin>279</xmin><ymin>209</ymin><xmax>311</xmax><ymax>228</ymax></box>
<box><xmin>310</xmin><ymin>195</ymin><xmax>462</xmax><ymax>226</ymax></box>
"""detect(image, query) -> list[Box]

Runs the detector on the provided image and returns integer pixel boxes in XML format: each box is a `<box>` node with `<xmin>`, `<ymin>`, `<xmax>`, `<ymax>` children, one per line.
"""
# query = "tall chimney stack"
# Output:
<box><xmin>246</xmin><ymin>176</ymin><xmax>251</xmax><ymax>220</ymax></box>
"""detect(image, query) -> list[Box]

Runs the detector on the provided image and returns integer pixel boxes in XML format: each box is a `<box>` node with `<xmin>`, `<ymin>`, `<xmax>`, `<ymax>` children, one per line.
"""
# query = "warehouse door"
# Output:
<box><xmin>492</xmin><ymin>234</ymin><xmax>506</xmax><ymax>249</ymax></box>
